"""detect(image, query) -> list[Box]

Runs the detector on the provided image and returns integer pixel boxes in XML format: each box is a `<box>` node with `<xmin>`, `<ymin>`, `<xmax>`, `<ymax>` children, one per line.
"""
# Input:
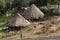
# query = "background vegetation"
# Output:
<box><xmin>0</xmin><ymin>0</ymin><xmax>60</xmax><ymax>16</ymax></box>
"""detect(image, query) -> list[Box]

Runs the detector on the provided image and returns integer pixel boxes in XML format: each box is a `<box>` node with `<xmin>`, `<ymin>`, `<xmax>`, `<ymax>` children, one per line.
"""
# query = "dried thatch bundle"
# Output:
<box><xmin>8</xmin><ymin>14</ymin><xmax>31</xmax><ymax>27</ymax></box>
<box><xmin>23</xmin><ymin>4</ymin><xmax>44</xmax><ymax>19</ymax></box>
<box><xmin>53</xmin><ymin>5</ymin><xmax>60</xmax><ymax>14</ymax></box>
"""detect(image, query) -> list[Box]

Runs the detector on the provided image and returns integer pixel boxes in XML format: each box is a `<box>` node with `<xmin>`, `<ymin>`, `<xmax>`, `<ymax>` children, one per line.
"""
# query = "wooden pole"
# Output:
<box><xmin>20</xmin><ymin>28</ymin><xmax>23</xmax><ymax>40</ymax></box>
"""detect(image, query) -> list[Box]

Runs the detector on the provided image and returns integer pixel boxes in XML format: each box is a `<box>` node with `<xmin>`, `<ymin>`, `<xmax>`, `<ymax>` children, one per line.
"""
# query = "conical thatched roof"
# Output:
<box><xmin>53</xmin><ymin>5</ymin><xmax>60</xmax><ymax>14</ymax></box>
<box><xmin>8</xmin><ymin>14</ymin><xmax>31</xmax><ymax>27</ymax></box>
<box><xmin>23</xmin><ymin>4</ymin><xmax>44</xmax><ymax>19</ymax></box>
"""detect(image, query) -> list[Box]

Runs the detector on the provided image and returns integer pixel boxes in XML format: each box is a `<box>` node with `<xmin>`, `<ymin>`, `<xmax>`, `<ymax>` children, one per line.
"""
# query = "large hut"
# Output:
<box><xmin>7</xmin><ymin>14</ymin><xmax>31</xmax><ymax>28</ymax></box>
<box><xmin>23</xmin><ymin>4</ymin><xmax>44</xmax><ymax>19</ymax></box>
<box><xmin>53</xmin><ymin>5</ymin><xmax>60</xmax><ymax>14</ymax></box>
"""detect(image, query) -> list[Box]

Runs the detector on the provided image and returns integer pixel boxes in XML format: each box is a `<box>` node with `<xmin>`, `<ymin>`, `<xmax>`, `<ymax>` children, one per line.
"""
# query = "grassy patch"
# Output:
<box><xmin>0</xmin><ymin>31</ymin><xmax>17</xmax><ymax>39</ymax></box>
<box><xmin>0</xmin><ymin>22</ymin><xmax>8</xmax><ymax>28</ymax></box>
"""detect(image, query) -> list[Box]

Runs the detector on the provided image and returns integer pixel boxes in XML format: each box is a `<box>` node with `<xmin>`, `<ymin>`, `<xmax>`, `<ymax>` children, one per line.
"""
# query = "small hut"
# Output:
<box><xmin>23</xmin><ymin>4</ymin><xmax>44</xmax><ymax>19</ymax></box>
<box><xmin>53</xmin><ymin>5</ymin><xmax>60</xmax><ymax>14</ymax></box>
<box><xmin>7</xmin><ymin>14</ymin><xmax>31</xmax><ymax>28</ymax></box>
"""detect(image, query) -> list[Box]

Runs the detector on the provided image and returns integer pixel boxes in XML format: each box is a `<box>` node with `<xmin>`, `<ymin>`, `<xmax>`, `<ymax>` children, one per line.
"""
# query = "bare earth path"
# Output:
<box><xmin>23</xmin><ymin>36</ymin><xmax>60</xmax><ymax>40</ymax></box>
<box><xmin>1</xmin><ymin>35</ymin><xmax>60</xmax><ymax>40</ymax></box>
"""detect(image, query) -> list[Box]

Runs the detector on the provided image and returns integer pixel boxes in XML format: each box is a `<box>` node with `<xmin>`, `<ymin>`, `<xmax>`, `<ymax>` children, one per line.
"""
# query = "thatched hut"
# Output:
<box><xmin>53</xmin><ymin>5</ymin><xmax>60</xmax><ymax>14</ymax></box>
<box><xmin>23</xmin><ymin>4</ymin><xmax>44</xmax><ymax>19</ymax></box>
<box><xmin>7</xmin><ymin>14</ymin><xmax>31</xmax><ymax>27</ymax></box>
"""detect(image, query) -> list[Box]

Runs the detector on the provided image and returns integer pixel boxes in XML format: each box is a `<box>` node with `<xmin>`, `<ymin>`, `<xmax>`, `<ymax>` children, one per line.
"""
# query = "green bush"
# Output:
<box><xmin>40</xmin><ymin>6</ymin><xmax>54</xmax><ymax>15</ymax></box>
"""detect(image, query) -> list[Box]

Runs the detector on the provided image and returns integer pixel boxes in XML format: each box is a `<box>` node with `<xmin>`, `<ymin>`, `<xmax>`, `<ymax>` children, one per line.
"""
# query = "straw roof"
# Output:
<box><xmin>53</xmin><ymin>5</ymin><xmax>60</xmax><ymax>14</ymax></box>
<box><xmin>23</xmin><ymin>4</ymin><xmax>44</xmax><ymax>19</ymax></box>
<box><xmin>8</xmin><ymin>14</ymin><xmax>31</xmax><ymax>27</ymax></box>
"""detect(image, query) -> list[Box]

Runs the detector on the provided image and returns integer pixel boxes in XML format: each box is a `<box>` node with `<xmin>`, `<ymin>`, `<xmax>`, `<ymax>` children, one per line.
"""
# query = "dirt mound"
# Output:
<box><xmin>27</xmin><ymin>16</ymin><xmax>60</xmax><ymax>34</ymax></box>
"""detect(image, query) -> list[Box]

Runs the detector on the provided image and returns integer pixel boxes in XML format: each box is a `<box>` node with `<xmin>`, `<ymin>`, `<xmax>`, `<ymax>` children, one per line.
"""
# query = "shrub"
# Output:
<box><xmin>40</xmin><ymin>6</ymin><xmax>55</xmax><ymax>15</ymax></box>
